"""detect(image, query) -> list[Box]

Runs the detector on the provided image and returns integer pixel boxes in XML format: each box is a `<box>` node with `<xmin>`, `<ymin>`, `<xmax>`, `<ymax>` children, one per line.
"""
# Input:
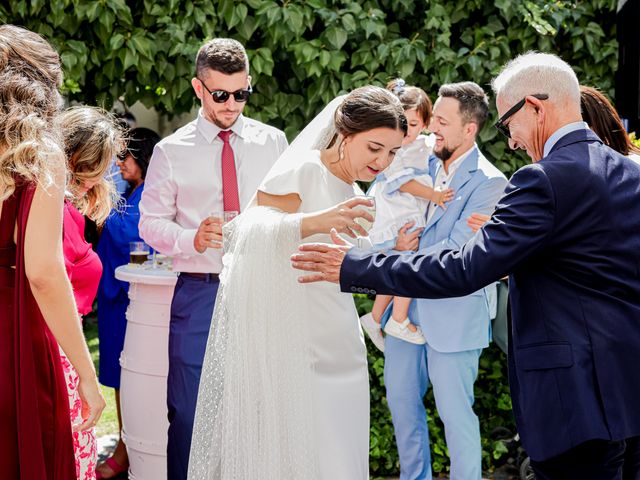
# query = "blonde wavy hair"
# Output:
<box><xmin>58</xmin><ymin>107</ymin><xmax>123</xmax><ymax>225</ymax></box>
<box><xmin>0</xmin><ymin>24</ymin><xmax>64</xmax><ymax>202</ymax></box>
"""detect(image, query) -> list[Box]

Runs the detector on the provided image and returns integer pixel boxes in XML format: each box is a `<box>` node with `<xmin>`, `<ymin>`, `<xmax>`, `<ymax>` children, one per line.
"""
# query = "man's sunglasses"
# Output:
<box><xmin>494</xmin><ymin>93</ymin><xmax>549</xmax><ymax>138</ymax></box>
<box><xmin>199</xmin><ymin>78</ymin><xmax>252</xmax><ymax>104</ymax></box>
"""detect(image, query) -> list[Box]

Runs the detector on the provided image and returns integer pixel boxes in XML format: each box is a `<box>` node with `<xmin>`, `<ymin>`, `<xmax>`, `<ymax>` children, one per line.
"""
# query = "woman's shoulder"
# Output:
<box><xmin>258</xmin><ymin>150</ymin><xmax>330</xmax><ymax>200</ymax></box>
<box><xmin>287</xmin><ymin>149</ymin><xmax>324</xmax><ymax>173</ymax></box>
<box><xmin>262</xmin><ymin>150</ymin><xmax>324</xmax><ymax>185</ymax></box>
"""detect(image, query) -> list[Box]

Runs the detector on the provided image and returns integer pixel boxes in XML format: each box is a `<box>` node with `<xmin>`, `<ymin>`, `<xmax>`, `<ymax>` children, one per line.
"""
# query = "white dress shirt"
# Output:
<box><xmin>426</xmin><ymin>144</ymin><xmax>475</xmax><ymax>223</ymax></box>
<box><xmin>139</xmin><ymin>110</ymin><xmax>288</xmax><ymax>273</ymax></box>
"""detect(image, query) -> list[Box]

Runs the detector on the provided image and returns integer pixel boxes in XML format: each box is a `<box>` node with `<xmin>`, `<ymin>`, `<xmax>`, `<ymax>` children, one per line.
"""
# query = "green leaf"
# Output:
<box><xmin>237</xmin><ymin>15</ymin><xmax>258</xmax><ymax>40</ymax></box>
<box><xmin>109</xmin><ymin>33</ymin><xmax>125</xmax><ymax>51</ymax></box>
<box><xmin>286</xmin><ymin>5</ymin><xmax>305</xmax><ymax>34</ymax></box>
<box><xmin>319</xmin><ymin>50</ymin><xmax>331</xmax><ymax>68</ymax></box>
<box><xmin>325</xmin><ymin>26</ymin><xmax>348</xmax><ymax>50</ymax></box>
<box><xmin>398</xmin><ymin>59</ymin><xmax>414</xmax><ymax>78</ymax></box>
<box><xmin>341</xmin><ymin>13</ymin><xmax>356</xmax><ymax>32</ymax></box>
<box><xmin>220</xmin><ymin>0</ymin><xmax>234</xmax><ymax>28</ymax></box>
<box><xmin>150</xmin><ymin>4</ymin><xmax>166</xmax><ymax>16</ymax></box>
<box><xmin>60</xmin><ymin>51</ymin><xmax>77</xmax><ymax>70</ymax></box>
<box><xmin>123</xmin><ymin>47</ymin><xmax>137</xmax><ymax>71</ymax></box>
<box><xmin>255</xmin><ymin>47</ymin><xmax>274</xmax><ymax>76</ymax></box>
<box><xmin>82</xmin><ymin>1</ymin><xmax>100</xmax><ymax>20</ymax></box>
<box><xmin>131</xmin><ymin>34</ymin><xmax>154</xmax><ymax>59</ymax></box>
<box><xmin>328</xmin><ymin>52</ymin><xmax>346</xmax><ymax>72</ymax></box>
<box><xmin>229</xmin><ymin>3</ymin><xmax>248</xmax><ymax>29</ymax></box>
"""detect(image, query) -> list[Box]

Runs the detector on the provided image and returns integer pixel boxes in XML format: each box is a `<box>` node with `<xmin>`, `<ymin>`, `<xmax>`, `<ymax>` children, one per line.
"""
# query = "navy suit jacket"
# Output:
<box><xmin>341</xmin><ymin>129</ymin><xmax>640</xmax><ymax>461</ymax></box>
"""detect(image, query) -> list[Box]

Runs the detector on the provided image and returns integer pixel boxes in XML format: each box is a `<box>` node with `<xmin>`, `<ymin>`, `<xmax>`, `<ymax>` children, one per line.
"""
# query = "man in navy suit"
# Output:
<box><xmin>292</xmin><ymin>52</ymin><xmax>640</xmax><ymax>479</ymax></box>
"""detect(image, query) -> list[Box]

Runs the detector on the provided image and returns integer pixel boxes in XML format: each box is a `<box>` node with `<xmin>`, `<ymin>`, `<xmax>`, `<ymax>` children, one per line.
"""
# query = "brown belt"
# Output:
<box><xmin>179</xmin><ymin>272</ymin><xmax>220</xmax><ymax>282</ymax></box>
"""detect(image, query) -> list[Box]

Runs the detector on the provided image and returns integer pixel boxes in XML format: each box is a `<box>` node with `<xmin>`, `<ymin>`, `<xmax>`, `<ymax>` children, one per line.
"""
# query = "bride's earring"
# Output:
<box><xmin>338</xmin><ymin>141</ymin><xmax>345</xmax><ymax>162</ymax></box>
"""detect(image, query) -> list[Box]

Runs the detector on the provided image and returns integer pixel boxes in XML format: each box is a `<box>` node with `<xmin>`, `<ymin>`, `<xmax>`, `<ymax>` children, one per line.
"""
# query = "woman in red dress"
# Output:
<box><xmin>0</xmin><ymin>25</ymin><xmax>105</xmax><ymax>479</ymax></box>
<box><xmin>58</xmin><ymin>107</ymin><xmax>123</xmax><ymax>480</ymax></box>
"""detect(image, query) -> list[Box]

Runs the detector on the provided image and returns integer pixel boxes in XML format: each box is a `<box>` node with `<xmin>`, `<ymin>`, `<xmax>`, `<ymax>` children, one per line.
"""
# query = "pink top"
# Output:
<box><xmin>62</xmin><ymin>200</ymin><xmax>102</xmax><ymax>316</ymax></box>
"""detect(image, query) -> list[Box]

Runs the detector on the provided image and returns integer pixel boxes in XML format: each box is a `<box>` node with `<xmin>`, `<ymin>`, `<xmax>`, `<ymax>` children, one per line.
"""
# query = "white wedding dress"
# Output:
<box><xmin>188</xmin><ymin>99</ymin><xmax>370</xmax><ymax>480</ymax></box>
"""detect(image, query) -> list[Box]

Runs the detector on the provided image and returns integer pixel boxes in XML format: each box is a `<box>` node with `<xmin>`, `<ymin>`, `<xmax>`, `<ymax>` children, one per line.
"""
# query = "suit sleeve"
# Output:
<box><xmin>419</xmin><ymin>175</ymin><xmax>508</xmax><ymax>255</ymax></box>
<box><xmin>340</xmin><ymin>164</ymin><xmax>556</xmax><ymax>298</ymax></box>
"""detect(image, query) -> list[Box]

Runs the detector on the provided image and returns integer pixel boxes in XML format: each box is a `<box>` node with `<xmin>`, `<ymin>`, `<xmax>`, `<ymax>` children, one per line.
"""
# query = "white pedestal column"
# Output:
<box><xmin>115</xmin><ymin>266</ymin><xmax>177</xmax><ymax>480</ymax></box>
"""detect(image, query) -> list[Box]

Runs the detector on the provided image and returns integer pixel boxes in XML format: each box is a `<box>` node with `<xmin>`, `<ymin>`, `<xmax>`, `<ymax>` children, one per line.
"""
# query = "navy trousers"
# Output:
<box><xmin>530</xmin><ymin>437</ymin><xmax>638</xmax><ymax>480</ymax></box>
<box><xmin>166</xmin><ymin>274</ymin><xmax>219</xmax><ymax>480</ymax></box>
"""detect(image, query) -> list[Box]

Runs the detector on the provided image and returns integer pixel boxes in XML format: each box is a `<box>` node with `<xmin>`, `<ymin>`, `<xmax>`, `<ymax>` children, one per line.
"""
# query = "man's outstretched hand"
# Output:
<box><xmin>291</xmin><ymin>228</ymin><xmax>352</xmax><ymax>284</ymax></box>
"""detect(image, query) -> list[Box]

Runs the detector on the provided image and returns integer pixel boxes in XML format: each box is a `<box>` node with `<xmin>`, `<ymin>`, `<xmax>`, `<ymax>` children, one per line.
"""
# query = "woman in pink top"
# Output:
<box><xmin>59</xmin><ymin>106</ymin><xmax>122</xmax><ymax>480</ymax></box>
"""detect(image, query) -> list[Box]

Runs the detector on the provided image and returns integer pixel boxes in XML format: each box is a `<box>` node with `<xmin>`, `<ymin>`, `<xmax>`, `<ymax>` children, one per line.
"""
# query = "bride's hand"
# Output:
<box><xmin>302</xmin><ymin>197</ymin><xmax>374</xmax><ymax>239</ymax></box>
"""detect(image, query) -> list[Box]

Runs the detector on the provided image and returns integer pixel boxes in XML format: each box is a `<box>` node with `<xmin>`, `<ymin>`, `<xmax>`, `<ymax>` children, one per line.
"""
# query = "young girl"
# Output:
<box><xmin>360</xmin><ymin>79</ymin><xmax>453</xmax><ymax>351</ymax></box>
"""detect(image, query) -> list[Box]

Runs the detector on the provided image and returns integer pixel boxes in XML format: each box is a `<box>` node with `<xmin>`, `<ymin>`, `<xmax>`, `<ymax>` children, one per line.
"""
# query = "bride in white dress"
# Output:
<box><xmin>188</xmin><ymin>86</ymin><xmax>407</xmax><ymax>480</ymax></box>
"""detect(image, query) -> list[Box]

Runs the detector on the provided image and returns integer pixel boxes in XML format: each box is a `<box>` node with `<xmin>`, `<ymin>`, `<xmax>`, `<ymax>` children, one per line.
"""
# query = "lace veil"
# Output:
<box><xmin>188</xmin><ymin>95</ymin><xmax>346</xmax><ymax>480</ymax></box>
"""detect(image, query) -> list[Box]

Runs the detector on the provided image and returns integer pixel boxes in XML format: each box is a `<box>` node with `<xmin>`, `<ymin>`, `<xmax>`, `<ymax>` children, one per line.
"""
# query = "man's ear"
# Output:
<box><xmin>191</xmin><ymin>77</ymin><xmax>203</xmax><ymax>100</ymax></box>
<box><xmin>465</xmin><ymin>121</ymin><xmax>478</xmax><ymax>138</ymax></box>
<box><xmin>527</xmin><ymin>95</ymin><xmax>545</xmax><ymax>119</ymax></box>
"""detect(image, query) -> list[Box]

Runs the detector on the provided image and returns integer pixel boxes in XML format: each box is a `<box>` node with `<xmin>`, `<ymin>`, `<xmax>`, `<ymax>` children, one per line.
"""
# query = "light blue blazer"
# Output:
<box><xmin>402</xmin><ymin>145</ymin><xmax>507</xmax><ymax>352</ymax></box>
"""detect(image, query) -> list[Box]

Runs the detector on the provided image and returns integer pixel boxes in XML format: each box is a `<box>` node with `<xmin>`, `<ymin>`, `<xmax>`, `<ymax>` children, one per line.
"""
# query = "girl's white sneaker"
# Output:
<box><xmin>383</xmin><ymin>317</ymin><xmax>426</xmax><ymax>345</ymax></box>
<box><xmin>359</xmin><ymin>313</ymin><xmax>385</xmax><ymax>352</ymax></box>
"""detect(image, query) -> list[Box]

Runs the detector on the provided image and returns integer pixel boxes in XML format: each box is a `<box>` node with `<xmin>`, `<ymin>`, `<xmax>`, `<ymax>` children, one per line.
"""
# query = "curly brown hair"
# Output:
<box><xmin>0</xmin><ymin>24</ymin><xmax>64</xmax><ymax>201</ymax></box>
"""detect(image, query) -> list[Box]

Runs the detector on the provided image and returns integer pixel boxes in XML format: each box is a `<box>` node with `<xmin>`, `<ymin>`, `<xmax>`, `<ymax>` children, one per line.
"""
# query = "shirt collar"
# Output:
<box><xmin>543</xmin><ymin>121</ymin><xmax>589</xmax><ymax>158</ymax></box>
<box><xmin>196</xmin><ymin>109</ymin><xmax>246</xmax><ymax>143</ymax></box>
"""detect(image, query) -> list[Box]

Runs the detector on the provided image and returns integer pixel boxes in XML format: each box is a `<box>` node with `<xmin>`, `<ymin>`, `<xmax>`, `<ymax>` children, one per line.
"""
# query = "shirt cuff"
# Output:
<box><xmin>176</xmin><ymin>228</ymin><xmax>199</xmax><ymax>257</ymax></box>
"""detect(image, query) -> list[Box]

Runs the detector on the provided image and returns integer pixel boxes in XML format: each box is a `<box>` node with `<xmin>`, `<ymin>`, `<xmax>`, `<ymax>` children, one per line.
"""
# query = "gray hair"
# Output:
<box><xmin>491</xmin><ymin>52</ymin><xmax>580</xmax><ymax>107</ymax></box>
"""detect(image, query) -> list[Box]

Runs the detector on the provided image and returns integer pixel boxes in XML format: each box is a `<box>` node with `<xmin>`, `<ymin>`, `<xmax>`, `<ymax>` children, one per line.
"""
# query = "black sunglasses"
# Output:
<box><xmin>198</xmin><ymin>78</ymin><xmax>252</xmax><ymax>104</ymax></box>
<box><xmin>494</xmin><ymin>93</ymin><xmax>549</xmax><ymax>138</ymax></box>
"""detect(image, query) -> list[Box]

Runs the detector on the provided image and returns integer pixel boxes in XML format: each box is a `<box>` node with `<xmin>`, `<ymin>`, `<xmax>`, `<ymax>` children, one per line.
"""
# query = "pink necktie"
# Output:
<box><xmin>218</xmin><ymin>130</ymin><xmax>240</xmax><ymax>212</ymax></box>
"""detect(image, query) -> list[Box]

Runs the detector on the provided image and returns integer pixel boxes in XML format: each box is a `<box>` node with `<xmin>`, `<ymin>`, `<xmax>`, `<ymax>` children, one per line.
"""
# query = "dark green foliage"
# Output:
<box><xmin>0</xmin><ymin>0</ymin><xmax>616</xmax><ymax>176</ymax></box>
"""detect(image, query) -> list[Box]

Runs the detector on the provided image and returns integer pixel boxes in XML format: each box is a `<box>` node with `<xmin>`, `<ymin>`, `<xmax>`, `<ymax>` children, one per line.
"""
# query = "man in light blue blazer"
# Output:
<box><xmin>382</xmin><ymin>82</ymin><xmax>507</xmax><ymax>480</ymax></box>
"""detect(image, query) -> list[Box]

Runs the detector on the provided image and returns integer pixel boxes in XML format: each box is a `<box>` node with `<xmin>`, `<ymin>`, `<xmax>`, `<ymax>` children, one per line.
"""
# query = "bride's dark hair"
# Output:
<box><xmin>329</xmin><ymin>86</ymin><xmax>407</xmax><ymax>148</ymax></box>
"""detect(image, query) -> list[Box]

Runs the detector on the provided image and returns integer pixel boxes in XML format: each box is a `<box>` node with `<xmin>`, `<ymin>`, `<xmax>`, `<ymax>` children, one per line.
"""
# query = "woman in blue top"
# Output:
<box><xmin>95</xmin><ymin>127</ymin><xmax>160</xmax><ymax>479</ymax></box>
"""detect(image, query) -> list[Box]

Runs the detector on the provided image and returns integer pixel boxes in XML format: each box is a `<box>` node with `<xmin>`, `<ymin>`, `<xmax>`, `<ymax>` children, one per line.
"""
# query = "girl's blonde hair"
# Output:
<box><xmin>0</xmin><ymin>24</ymin><xmax>64</xmax><ymax>201</ymax></box>
<box><xmin>58</xmin><ymin>107</ymin><xmax>124</xmax><ymax>225</ymax></box>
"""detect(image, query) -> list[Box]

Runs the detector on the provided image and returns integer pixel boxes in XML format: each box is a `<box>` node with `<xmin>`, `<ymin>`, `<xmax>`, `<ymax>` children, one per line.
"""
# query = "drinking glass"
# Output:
<box><xmin>353</xmin><ymin>196</ymin><xmax>376</xmax><ymax>235</ymax></box>
<box><xmin>129</xmin><ymin>241</ymin><xmax>150</xmax><ymax>267</ymax></box>
<box><xmin>152</xmin><ymin>252</ymin><xmax>172</xmax><ymax>270</ymax></box>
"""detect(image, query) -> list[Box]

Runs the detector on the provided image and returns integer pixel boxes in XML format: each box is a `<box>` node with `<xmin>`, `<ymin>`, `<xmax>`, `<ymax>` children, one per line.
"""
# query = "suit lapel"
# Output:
<box><xmin>425</xmin><ymin>146</ymin><xmax>479</xmax><ymax>229</ymax></box>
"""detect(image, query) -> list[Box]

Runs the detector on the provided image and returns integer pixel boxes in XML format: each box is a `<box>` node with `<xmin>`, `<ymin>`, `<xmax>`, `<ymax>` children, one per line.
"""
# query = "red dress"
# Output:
<box><xmin>61</xmin><ymin>200</ymin><xmax>103</xmax><ymax>480</ymax></box>
<box><xmin>0</xmin><ymin>182</ymin><xmax>76</xmax><ymax>479</ymax></box>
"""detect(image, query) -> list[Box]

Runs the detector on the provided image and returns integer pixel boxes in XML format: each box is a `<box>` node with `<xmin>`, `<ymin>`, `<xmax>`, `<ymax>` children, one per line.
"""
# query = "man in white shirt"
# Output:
<box><xmin>382</xmin><ymin>82</ymin><xmax>507</xmax><ymax>479</ymax></box>
<box><xmin>139</xmin><ymin>38</ymin><xmax>287</xmax><ymax>480</ymax></box>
